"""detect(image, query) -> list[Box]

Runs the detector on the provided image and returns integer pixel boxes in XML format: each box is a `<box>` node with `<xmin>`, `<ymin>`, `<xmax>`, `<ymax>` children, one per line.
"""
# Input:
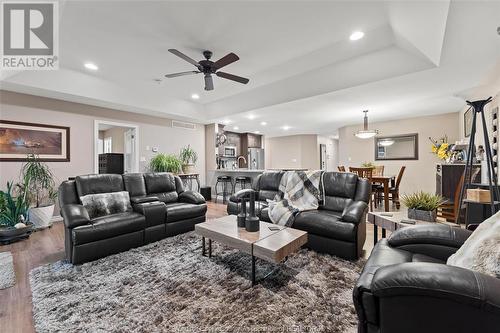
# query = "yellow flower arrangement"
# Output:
<box><xmin>429</xmin><ymin>136</ymin><xmax>453</xmax><ymax>161</ymax></box>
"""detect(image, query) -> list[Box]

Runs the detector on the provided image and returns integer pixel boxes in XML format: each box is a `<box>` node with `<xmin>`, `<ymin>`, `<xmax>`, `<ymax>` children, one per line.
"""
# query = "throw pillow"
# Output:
<box><xmin>80</xmin><ymin>191</ymin><xmax>132</xmax><ymax>219</ymax></box>
<box><xmin>447</xmin><ymin>211</ymin><xmax>500</xmax><ymax>278</ymax></box>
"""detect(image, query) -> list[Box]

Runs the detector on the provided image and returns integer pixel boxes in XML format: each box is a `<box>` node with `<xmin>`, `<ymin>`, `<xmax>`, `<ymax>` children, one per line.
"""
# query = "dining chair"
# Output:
<box><xmin>349</xmin><ymin>167</ymin><xmax>374</xmax><ymax>211</ymax></box>
<box><xmin>373</xmin><ymin>165</ymin><xmax>384</xmax><ymax>176</ymax></box>
<box><xmin>374</xmin><ymin>166</ymin><xmax>406</xmax><ymax>209</ymax></box>
<box><xmin>338</xmin><ymin>166</ymin><xmax>346</xmax><ymax>172</ymax></box>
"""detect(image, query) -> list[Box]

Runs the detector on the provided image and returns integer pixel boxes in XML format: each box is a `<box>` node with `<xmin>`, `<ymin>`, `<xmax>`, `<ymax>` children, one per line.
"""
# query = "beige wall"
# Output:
<box><xmin>0</xmin><ymin>91</ymin><xmax>206</xmax><ymax>202</ymax></box>
<box><xmin>102</xmin><ymin>126</ymin><xmax>127</xmax><ymax>153</ymax></box>
<box><xmin>458</xmin><ymin>92</ymin><xmax>499</xmax><ymax>145</ymax></box>
<box><xmin>338</xmin><ymin>112</ymin><xmax>460</xmax><ymax>195</ymax></box>
<box><xmin>265</xmin><ymin>134</ymin><xmax>320</xmax><ymax>170</ymax></box>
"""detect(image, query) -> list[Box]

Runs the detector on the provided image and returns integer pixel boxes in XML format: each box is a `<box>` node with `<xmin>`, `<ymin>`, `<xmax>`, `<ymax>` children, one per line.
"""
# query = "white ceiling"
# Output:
<box><xmin>1</xmin><ymin>0</ymin><xmax>500</xmax><ymax>137</ymax></box>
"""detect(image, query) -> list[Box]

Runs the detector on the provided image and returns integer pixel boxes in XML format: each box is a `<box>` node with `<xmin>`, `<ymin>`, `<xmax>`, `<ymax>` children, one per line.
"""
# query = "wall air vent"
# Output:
<box><xmin>172</xmin><ymin>120</ymin><xmax>196</xmax><ymax>130</ymax></box>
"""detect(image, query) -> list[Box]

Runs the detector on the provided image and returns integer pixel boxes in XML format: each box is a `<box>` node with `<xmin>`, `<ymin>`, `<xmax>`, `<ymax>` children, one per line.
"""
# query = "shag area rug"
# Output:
<box><xmin>30</xmin><ymin>232</ymin><xmax>363</xmax><ymax>333</ymax></box>
<box><xmin>0</xmin><ymin>251</ymin><xmax>15</xmax><ymax>290</ymax></box>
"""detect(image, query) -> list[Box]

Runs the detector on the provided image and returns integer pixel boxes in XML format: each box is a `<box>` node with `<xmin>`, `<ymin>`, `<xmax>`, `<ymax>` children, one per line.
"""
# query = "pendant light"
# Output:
<box><xmin>354</xmin><ymin>110</ymin><xmax>378</xmax><ymax>139</ymax></box>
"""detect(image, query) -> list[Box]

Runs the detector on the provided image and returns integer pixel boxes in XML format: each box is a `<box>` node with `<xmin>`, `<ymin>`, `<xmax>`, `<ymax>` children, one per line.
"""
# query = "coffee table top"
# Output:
<box><xmin>195</xmin><ymin>215</ymin><xmax>307</xmax><ymax>263</ymax></box>
<box><xmin>367</xmin><ymin>211</ymin><xmax>458</xmax><ymax>232</ymax></box>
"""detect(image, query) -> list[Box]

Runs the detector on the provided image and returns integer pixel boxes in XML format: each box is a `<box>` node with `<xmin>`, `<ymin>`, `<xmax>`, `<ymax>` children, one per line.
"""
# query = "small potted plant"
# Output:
<box><xmin>401</xmin><ymin>191</ymin><xmax>444</xmax><ymax>222</ymax></box>
<box><xmin>179</xmin><ymin>145</ymin><xmax>198</xmax><ymax>174</ymax></box>
<box><xmin>361</xmin><ymin>162</ymin><xmax>376</xmax><ymax>169</ymax></box>
<box><xmin>21</xmin><ymin>154</ymin><xmax>57</xmax><ymax>229</ymax></box>
<box><xmin>149</xmin><ymin>153</ymin><xmax>183</xmax><ymax>173</ymax></box>
<box><xmin>0</xmin><ymin>181</ymin><xmax>33</xmax><ymax>244</ymax></box>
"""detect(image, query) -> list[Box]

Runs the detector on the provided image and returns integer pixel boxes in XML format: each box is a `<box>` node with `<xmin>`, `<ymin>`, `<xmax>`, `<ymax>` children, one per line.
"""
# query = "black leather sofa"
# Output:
<box><xmin>353</xmin><ymin>224</ymin><xmax>500</xmax><ymax>333</ymax></box>
<box><xmin>227</xmin><ymin>171</ymin><xmax>370</xmax><ymax>259</ymax></box>
<box><xmin>59</xmin><ymin>173</ymin><xmax>207</xmax><ymax>264</ymax></box>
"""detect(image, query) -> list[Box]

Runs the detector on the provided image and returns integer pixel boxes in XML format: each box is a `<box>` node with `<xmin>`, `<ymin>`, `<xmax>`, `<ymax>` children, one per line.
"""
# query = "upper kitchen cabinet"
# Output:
<box><xmin>247</xmin><ymin>133</ymin><xmax>262</xmax><ymax>148</ymax></box>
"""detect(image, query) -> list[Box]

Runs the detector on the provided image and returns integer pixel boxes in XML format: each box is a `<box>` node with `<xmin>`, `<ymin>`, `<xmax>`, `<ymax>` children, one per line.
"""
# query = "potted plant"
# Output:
<box><xmin>21</xmin><ymin>154</ymin><xmax>57</xmax><ymax>229</ymax></box>
<box><xmin>361</xmin><ymin>162</ymin><xmax>376</xmax><ymax>169</ymax></box>
<box><xmin>149</xmin><ymin>153</ymin><xmax>182</xmax><ymax>173</ymax></box>
<box><xmin>0</xmin><ymin>182</ymin><xmax>33</xmax><ymax>244</ymax></box>
<box><xmin>179</xmin><ymin>145</ymin><xmax>198</xmax><ymax>174</ymax></box>
<box><xmin>401</xmin><ymin>191</ymin><xmax>444</xmax><ymax>222</ymax></box>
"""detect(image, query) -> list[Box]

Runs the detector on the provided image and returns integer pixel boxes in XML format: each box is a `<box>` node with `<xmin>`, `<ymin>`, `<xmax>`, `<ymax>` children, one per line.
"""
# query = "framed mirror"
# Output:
<box><xmin>375</xmin><ymin>133</ymin><xmax>418</xmax><ymax>160</ymax></box>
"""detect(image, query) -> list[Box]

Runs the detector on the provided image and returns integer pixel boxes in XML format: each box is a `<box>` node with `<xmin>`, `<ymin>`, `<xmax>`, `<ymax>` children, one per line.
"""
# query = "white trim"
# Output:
<box><xmin>93</xmin><ymin>120</ymin><xmax>140</xmax><ymax>174</ymax></box>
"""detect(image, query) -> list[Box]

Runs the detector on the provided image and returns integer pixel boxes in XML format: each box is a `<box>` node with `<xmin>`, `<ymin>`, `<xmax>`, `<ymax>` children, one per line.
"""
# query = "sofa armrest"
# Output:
<box><xmin>341</xmin><ymin>201</ymin><xmax>368</xmax><ymax>223</ymax></box>
<box><xmin>229</xmin><ymin>189</ymin><xmax>258</xmax><ymax>203</ymax></box>
<box><xmin>372</xmin><ymin>262</ymin><xmax>500</xmax><ymax>314</ymax></box>
<box><xmin>130</xmin><ymin>196</ymin><xmax>158</xmax><ymax>204</ymax></box>
<box><xmin>178</xmin><ymin>191</ymin><xmax>205</xmax><ymax>204</ymax></box>
<box><xmin>60</xmin><ymin>204</ymin><xmax>90</xmax><ymax>229</ymax></box>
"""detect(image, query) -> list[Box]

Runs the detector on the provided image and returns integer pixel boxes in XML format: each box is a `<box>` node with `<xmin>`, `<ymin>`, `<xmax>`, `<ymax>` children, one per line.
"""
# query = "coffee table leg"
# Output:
<box><xmin>374</xmin><ymin>225</ymin><xmax>378</xmax><ymax>245</ymax></box>
<box><xmin>202</xmin><ymin>237</ymin><xmax>206</xmax><ymax>256</ymax></box>
<box><xmin>251</xmin><ymin>255</ymin><xmax>256</xmax><ymax>286</ymax></box>
<box><xmin>208</xmin><ymin>239</ymin><xmax>212</xmax><ymax>258</ymax></box>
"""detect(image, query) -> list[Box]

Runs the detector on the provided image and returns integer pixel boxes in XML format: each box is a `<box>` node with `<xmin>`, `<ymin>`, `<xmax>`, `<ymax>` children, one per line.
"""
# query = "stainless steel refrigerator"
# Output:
<box><xmin>248</xmin><ymin>148</ymin><xmax>265</xmax><ymax>170</ymax></box>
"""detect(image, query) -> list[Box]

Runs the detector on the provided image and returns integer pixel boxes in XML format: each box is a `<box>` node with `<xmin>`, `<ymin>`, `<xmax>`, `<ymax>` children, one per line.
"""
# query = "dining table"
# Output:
<box><xmin>371</xmin><ymin>175</ymin><xmax>396</xmax><ymax>212</ymax></box>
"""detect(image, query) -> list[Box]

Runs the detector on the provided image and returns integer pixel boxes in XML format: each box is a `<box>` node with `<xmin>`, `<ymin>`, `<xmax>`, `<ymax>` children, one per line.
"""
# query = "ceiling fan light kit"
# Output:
<box><xmin>165</xmin><ymin>49</ymin><xmax>249</xmax><ymax>91</ymax></box>
<box><xmin>355</xmin><ymin>110</ymin><xmax>379</xmax><ymax>139</ymax></box>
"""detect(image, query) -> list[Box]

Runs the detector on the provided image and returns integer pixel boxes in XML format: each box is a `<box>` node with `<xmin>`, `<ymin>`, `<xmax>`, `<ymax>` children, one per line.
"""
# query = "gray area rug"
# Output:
<box><xmin>0</xmin><ymin>251</ymin><xmax>15</xmax><ymax>290</ymax></box>
<box><xmin>30</xmin><ymin>232</ymin><xmax>363</xmax><ymax>333</ymax></box>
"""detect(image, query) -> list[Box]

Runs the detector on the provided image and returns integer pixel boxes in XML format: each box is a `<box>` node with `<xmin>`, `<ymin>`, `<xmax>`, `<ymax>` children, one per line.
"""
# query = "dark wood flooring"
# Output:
<box><xmin>0</xmin><ymin>201</ymin><xmax>381</xmax><ymax>333</ymax></box>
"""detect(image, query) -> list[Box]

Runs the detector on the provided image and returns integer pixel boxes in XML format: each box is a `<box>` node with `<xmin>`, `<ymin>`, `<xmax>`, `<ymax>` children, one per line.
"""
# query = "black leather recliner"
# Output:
<box><xmin>353</xmin><ymin>224</ymin><xmax>500</xmax><ymax>333</ymax></box>
<box><xmin>59</xmin><ymin>173</ymin><xmax>207</xmax><ymax>264</ymax></box>
<box><xmin>227</xmin><ymin>171</ymin><xmax>370</xmax><ymax>259</ymax></box>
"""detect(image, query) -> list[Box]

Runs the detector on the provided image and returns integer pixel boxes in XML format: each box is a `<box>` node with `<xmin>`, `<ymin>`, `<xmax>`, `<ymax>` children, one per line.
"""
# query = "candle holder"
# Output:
<box><xmin>245</xmin><ymin>191</ymin><xmax>260</xmax><ymax>232</ymax></box>
<box><xmin>237</xmin><ymin>197</ymin><xmax>247</xmax><ymax>228</ymax></box>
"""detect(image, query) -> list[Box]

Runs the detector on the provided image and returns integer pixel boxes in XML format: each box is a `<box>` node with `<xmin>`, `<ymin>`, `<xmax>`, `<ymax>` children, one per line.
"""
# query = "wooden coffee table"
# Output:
<box><xmin>195</xmin><ymin>215</ymin><xmax>307</xmax><ymax>285</ymax></box>
<box><xmin>368</xmin><ymin>211</ymin><xmax>459</xmax><ymax>244</ymax></box>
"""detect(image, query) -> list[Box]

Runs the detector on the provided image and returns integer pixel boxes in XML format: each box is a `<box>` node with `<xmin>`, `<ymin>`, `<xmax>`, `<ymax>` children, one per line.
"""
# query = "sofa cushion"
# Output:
<box><xmin>258</xmin><ymin>171</ymin><xmax>284</xmax><ymax>201</ymax></box>
<box><xmin>76</xmin><ymin>174</ymin><xmax>124</xmax><ymax>197</ymax></box>
<box><xmin>165</xmin><ymin>203</ymin><xmax>207</xmax><ymax>223</ymax></box>
<box><xmin>144</xmin><ymin>172</ymin><xmax>177</xmax><ymax>194</ymax></box>
<box><xmin>72</xmin><ymin>212</ymin><xmax>145</xmax><ymax>245</ymax></box>
<box><xmin>151</xmin><ymin>191</ymin><xmax>179</xmax><ymax>204</ymax></box>
<box><xmin>80</xmin><ymin>191</ymin><xmax>132</xmax><ymax>219</ymax></box>
<box><xmin>123</xmin><ymin>173</ymin><xmax>147</xmax><ymax>197</ymax></box>
<box><xmin>293</xmin><ymin>210</ymin><xmax>356</xmax><ymax>242</ymax></box>
<box><xmin>321</xmin><ymin>172</ymin><xmax>359</xmax><ymax>212</ymax></box>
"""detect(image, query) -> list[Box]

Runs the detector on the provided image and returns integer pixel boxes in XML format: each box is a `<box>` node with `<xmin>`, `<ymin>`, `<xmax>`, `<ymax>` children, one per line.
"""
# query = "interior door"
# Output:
<box><xmin>124</xmin><ymin>129</ymin><xmax>136</xmax><ymax>173</ymax></box>
<box><xmin>320</xmin><ymin>144</ymin><xmax>327</xmax><ymax>170</ymax></box>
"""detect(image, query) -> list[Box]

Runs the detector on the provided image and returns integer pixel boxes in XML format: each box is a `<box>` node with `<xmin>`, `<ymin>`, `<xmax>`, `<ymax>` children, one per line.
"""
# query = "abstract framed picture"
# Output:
<box><xmin>0</xmin><ymin>120</ymin><xmax>70</xmax><ymax>161</ymax></box>
<box><xmin>464</xmin><ymin>108</ymin><xmax>472</xmax><ymax>137</ymax></box>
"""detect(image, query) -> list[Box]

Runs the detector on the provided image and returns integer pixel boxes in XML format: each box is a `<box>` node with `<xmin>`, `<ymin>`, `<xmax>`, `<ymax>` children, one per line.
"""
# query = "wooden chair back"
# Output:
<box><xmin>373</xmin><ymin>165</ymin><xmax>384</xmax><ymax>176</ymax></box>
<box><xmin>338</xmin><ymin>166</ymin><xmax>346</xmax><ymax>172</ymax></box>
<box><xmin>349</xmin><ymin>167</ymin><xmax>373</xmax><ymax>180</ymax></box>
<box><xmin>395</xmin><ymin>166</ymin><xmax>406</xmax><ymax>190</ymax></box>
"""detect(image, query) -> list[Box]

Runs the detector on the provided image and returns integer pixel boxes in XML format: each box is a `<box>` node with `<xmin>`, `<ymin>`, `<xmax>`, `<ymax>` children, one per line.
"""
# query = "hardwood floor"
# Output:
<box><xmin>0</xmin><ymin>201</ymin><xmax>381</xmax><ymax>333</ymax></box>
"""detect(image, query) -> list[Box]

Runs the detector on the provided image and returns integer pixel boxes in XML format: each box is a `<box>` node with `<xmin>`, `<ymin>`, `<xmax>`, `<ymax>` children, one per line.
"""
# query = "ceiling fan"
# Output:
<box><xmin>165</xmin><ymin>49</ymin><xmax>249</xmax><ymax>91</ymax></box>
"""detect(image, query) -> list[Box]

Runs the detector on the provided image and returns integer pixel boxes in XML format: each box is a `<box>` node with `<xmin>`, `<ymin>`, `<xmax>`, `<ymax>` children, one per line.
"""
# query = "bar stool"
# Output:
<box><xmin>233</xmin><ymin>176</ymin><xmax>252</xmax><ymax>193</ymax></box>
<box><xmin>215</xmin><ymin>175</ymin><xmax>233</xmax><ymax>204</ymax></box>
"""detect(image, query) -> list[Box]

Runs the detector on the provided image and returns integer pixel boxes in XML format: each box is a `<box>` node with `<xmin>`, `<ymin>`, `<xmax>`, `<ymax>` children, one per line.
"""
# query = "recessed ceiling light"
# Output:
<box><xmin>191</xmin><ymin>93</ymin><xmax>200</xmax><ymax>100</ymax></box>
<box><xmin>233</xmin><ymin>126</ymin><xmax>239</xmax><ymax>130</ymax></box>
<box><xmin>260</xmin><ymin>122</ymin><xmax>267</xmax><ymax>126</ymax></box>
<box><xmin>349</xmin><ymin>31</ymin><xmax>364</xmax><ymax>41</ymax></box>
<box><xmin>282</xmin><ymin>125</ymin><xmax>291</xmax><ymax>130</ymax></box>
<box><xmin>247</xmin><ymin>114</ymin><xmax>256</xmax><ymax>120</ymax></box>
<box><xmin>254</xmin><ymin>131</ymin><xmax>260</xmax><ymax>134</ymax></box>
<box><xmin>84</xmin><ymin>62</ymin><xmax>98</xmax><ymax>71</ymax></box>
<box><xmin>222</xmin><ymin>119</ymin><xmax>231</xmax><ymax>124</ymax></box>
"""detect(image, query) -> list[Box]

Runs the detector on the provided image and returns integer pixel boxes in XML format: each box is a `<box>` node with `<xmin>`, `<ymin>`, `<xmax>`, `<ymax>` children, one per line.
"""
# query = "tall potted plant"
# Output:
<box><xmin>179</xmin><ymin>145</ymin><xmax>198</xmax><ymax>174</ymax></box>
<box><xmin>21</xmin><ymin>154</ymin><xmax>57</xmax><ymax>229</ymax></box>
<box><xmin>401</xmin><ymin>191</ymin><xmax>443</xmax><ymax>222</ymax></box>
<box><xmin>149</xmin><ymin>153</ymin><xmax>182</xmax><ymax>173</ymax></box>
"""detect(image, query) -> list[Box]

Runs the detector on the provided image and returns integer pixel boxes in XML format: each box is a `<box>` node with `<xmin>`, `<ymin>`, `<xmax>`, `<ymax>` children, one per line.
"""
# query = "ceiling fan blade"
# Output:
<box><xmin>168</xmin><ymin>49</ymin><xmax>200</xmax><ymax>67</ymax></box>
<box><xmin>204</xmin><ymin>74</ymin><xmax>214</xmax><ymax>91</ymax></box>
<box><xmin>216</xmin><ymin>71</ymin><xmax>249</xmax><ymax>84</ymax></box>
<box><xmin>164</xmin><ymin>71</ymin><xmax>200</xmax><ymax>78</ymax></box>
<box><xmin>213</xmin><ymin>53</ymin><xmax>239</xmax><ymax>69</ymax></box>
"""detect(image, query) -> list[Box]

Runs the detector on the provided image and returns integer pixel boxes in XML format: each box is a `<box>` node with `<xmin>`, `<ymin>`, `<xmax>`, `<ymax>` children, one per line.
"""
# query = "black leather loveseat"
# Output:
<box><xmin>228</xmin><ymin>171</ymin><xmax>370</xmax><ymax>259</ymax></box>
<box><xmin>353</xmin><ymin>224</ymin><xmax>500</xmax><ymax>333</ymax></box>
<box><xmin>59</xmin><ymin>173</ymin><xmax>207</xmax><ymax>264</ymax></box>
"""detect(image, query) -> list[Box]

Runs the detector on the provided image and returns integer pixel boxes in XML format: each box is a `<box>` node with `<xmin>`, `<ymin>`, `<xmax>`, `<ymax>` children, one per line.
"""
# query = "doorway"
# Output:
<box><xmin>94</xmin><ymin>120</ymin><xmax>139</xmax><ymax>174</ymax></box>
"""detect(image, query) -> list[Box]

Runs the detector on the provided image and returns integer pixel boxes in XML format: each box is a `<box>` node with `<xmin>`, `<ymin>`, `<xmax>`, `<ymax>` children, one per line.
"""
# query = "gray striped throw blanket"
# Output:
<box><xmin>268</xmin><ymin>170</ymin><xmax>323</xmax><ymax>226</ymax></box>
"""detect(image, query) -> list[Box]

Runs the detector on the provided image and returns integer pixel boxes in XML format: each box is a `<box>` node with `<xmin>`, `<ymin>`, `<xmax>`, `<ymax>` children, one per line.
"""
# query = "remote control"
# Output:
<box><xmin>401</xmin><ymin>219</ymin><xmax>416</xmax><ymax>224</ymax></box>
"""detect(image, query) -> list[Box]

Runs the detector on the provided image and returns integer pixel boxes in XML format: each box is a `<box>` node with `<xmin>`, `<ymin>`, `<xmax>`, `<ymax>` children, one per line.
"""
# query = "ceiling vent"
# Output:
<box><xmin>172</xmin><ymin>120</ymin><xmax>196</xmax><ymax>130</ymax></box>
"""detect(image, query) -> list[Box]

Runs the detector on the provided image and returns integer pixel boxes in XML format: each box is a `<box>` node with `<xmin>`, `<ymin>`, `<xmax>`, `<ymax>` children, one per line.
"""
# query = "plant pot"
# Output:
<box><xmin>28</xmin><ymin>205</ymin><xmax>55</xmax><ymax>229</ymax></box>
<box><xmin>407</xmin><ymin>208</ymin><xmax>436</xmax><ymax>222</ymax></box>
<box><xmin>182</xmin><ymin>164</ymin><xmax>195</xmax><ymax>174</ymax></box>
<box><xmin>0</xmin><ymin>224</ymin><xmax>33</xmax><ymax>245</ymax></box>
